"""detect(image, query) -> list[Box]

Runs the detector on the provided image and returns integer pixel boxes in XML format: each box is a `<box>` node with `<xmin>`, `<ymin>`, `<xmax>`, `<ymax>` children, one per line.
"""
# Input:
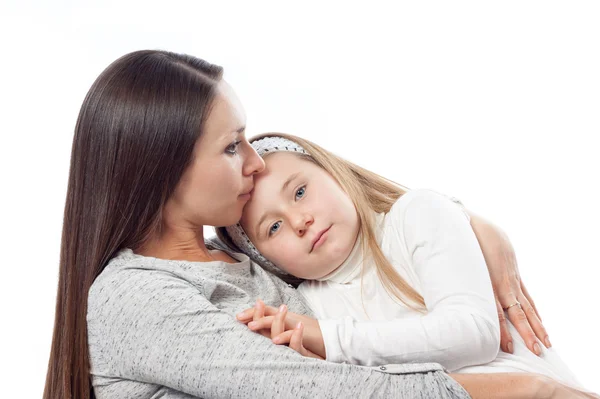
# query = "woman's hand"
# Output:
<box><xmin>237</xmin><ymin>299</ymin><xmax>325</xmax><ymax>359</ymax></box>
<box><xmin>469</xmin><ymin>212</ymin><xmax>550</xmax><ymax>356</ymax></box>
<box><xmin>537</xmin><ymin>375</ymin><xmax>600</xmax><ymax>399</ymax></box>
<box><xmin>451</xmin><ymin>373</ymin><xmax>599</xmax><ymax>399</ymax></box>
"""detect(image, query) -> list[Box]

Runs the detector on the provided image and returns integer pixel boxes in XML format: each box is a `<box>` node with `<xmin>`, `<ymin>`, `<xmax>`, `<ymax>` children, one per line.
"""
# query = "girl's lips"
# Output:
<box><xmin>311</xmin><ymin>225</ymin><xmax>332</xmax><ymax>252</ymax></box>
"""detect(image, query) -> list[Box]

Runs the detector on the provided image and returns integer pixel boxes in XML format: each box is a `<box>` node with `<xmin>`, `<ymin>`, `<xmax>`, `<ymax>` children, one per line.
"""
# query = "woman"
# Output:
<box><xmin>43</xmin><ymin>50</ymin><xmax>595</xmax><ymax>398</ymax></box>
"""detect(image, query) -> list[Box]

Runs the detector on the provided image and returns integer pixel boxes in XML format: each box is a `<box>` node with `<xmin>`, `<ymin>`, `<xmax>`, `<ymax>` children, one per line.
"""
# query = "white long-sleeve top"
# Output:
<box><xmin>298</xmin><ymin>189</ymin><xmax>583</xmax><ymax>388</ymax></box>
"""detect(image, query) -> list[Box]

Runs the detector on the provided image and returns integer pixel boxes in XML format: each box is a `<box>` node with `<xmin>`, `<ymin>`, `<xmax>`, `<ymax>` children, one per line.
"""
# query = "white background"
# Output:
<box><xmin>1</xmin><ymin>1</ymin><xmax>598</xmax><ymax>396</ymax></box>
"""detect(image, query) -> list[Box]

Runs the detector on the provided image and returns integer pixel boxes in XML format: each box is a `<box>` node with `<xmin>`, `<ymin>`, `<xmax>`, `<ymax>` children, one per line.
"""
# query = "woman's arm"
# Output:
<box><xmin>87</xmin><ymin>267</ymin><xmax>468</xmax><ymax>399</ymax></box>
<box><xmin>468</xmin><ymin>210</ymin><xmax>550</xmax><ymax>355</ymax></box>
<box><xmin>452</xmin><ymin>373</ymin><xmax>600</xmax><ymax>399</ymax></box>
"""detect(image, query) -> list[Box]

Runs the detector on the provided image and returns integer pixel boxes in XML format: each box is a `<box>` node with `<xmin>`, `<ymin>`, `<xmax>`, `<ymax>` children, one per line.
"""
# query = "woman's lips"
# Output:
<box><xmin>311</xmin><ymin>225</ymin><xmax>332</xmax><ymax>252</ymax></box>
<box><xmin>239</xmin><ymin>188</ymin><xmax>254</xmax><ymax>201</ymax></box>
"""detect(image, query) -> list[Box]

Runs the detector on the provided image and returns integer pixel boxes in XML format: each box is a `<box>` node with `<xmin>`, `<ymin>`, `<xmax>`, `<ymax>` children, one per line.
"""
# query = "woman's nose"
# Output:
<box><xmin>292</xmin><ymin>213</ymin><xmax>314</xmax><ymax>236</ymax></box>
<box><xmin>243</xmin><ymin>142</ymin><xmax>265</xmax><ymax>176</ymax></box>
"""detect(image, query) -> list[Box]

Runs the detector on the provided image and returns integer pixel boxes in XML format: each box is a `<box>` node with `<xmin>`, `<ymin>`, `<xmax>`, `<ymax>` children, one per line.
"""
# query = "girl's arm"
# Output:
<box><xmin>314</xmin><ymin>190</ymin><xmax>501</xmax><ymax>370</ymax></box>
<box><xmin>241</xmin><ymin>310</ymin><xmax>598</xmax><ymax>398</ymax></box>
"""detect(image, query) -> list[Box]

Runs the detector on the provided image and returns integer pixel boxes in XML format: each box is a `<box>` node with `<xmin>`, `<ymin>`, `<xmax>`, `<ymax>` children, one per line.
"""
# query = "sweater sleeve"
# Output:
<box><xmin>87</xmin><ymin>266</ymin><xmax>471</xmax><ymax>399</ymax></box>
<box><xmin>318</xmin><ymin>189</ymin><xmax>500</xmax><ymax>371</ymax></box>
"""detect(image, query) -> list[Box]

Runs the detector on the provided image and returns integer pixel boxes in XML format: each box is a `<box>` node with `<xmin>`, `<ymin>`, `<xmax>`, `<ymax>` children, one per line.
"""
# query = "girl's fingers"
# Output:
<box><xmin>289</xmin><ymin>322</ymin><xmax>304</xmax><ymax>353</ymax></box>
<box><xmin>236</xmin><ymin>303</ymin><xmax>286</xmax><ymax>321</ymax></box>
<box><xmin>273</xmin><ymin>323</ymin><xmax>323</xmax><ymax>359</ymax></box>
<box><xmin>253</xmin><ymin>299</ymin><xmax>265</xmax><ymax>322</ymax></box>
<box><xmin>495</xmin><ymin>296</ymin><xmax>514</xmax><ymax>354</ymax></box>
<box><xmin>247</xmin><ymin>316</ymin><xmax>275</xmax><ymax>331</ymax></box>
<box><xmin>263</xmin><ymin>305</ymin><xmax>280</xmax><ymax>316</ymax></box>
<box><xmin>272</xmin><ymin>330</ymin><xmax>295</xmax><ymax>345</ymax></box>
<box><xmin>236</xmin><ymin>307</ymin><xmax>255</xmax><ymax>322</ymax></box>
<box><xmin>271</xmin><ymin>305</ymin><xmax>287</xmax><ymax>339</ymax></box>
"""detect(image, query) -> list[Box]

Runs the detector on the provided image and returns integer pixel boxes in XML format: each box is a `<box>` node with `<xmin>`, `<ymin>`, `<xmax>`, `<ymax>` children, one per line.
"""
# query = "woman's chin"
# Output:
<box><xmin>220</xmin><ymin>209</ymin><xmax>243</xmax><ymax>228</ymax></box>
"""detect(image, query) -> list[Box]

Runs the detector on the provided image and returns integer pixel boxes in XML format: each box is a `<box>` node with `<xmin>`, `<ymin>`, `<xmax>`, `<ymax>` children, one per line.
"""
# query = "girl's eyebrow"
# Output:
<box><xmin>280</xmin><ymin>172</ymin><xmax>301</xmax><ymax>195</ymax></box>
<box><xmin>255</xmin><ymin>172</ymin><xmax>301</xmax><ymax>239</ymax></box>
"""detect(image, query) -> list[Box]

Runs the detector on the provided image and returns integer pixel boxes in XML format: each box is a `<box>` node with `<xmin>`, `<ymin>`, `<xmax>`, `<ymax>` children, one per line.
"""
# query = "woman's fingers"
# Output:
<box><xmin>495</xmin><ymin>296</ymin><xmax>514</xmax><ymax>353</ymax></box>
<box><xmin>505</xmin><ymin>298</ymin><xmax>542</xmax><ymax>356</ymax></box>
<box><xmin>519</xmin><ymin>294</ymin><xmax>551</xmax><ymax>349</ymax></box>
<box><xmin>520</xmin><ymin>281</ymin><xmax>551</xmax><ymax>348</ymax></box>
<box><xmin>521</xmin><ymin>280</ymin><xmax>544</xmax><ymax>324</ymax></box>
<box><xmin>271</xmin><ymin>305</ymin><xmax>287</xmax><ymax>339</ymax></box>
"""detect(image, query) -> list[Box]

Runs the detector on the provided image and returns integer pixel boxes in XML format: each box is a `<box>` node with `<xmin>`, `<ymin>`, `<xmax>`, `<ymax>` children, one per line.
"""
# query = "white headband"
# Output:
<box><xmin>224</xmin><ymin>136</ymin><xmax>308</xmax><ymax>276</ymax></box>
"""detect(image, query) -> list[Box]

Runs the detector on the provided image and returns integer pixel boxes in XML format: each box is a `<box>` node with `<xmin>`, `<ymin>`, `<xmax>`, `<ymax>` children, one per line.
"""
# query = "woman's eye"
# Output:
<box><xmin>295</xmin><ymin>186</ymin><xmax>306</xmax><ymax>200</ymax></box>
<box><xmin>225</xmin><ymin>140</ymin><xmax>241</xmax><ymax>155</ymax></box>
<box><xmin>268</xmin><ymin>221</ymin><xmax>281</xmax><ymax>236</ymax></box>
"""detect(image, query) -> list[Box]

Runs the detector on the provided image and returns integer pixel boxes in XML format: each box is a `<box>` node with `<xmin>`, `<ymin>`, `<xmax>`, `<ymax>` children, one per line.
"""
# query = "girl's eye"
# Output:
<box><xmin>268</xmin><ymin>221</ymin><xmax>282</xmax><ymax>236</ymax></box>
<box><xmin>295</xmin><ymin>186</ymin><xmax>306</xmax><ymax>200</ymax></box>
<box><xmin>225</xmin><ymin>140</ymin><xmax>241</xmax><ymax>155</ymax></box>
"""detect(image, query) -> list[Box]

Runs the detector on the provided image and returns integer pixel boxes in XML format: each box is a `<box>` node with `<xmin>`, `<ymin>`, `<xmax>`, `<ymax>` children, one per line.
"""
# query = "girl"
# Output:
<box><xmin>223</xmin><ymin>133</ymin><xmax>586</xmax><ymax>391</ymax></box>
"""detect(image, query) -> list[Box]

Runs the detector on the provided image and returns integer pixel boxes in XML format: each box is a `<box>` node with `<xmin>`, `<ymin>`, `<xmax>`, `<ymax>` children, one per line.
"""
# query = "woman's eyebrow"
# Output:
<box><xmin>219</xmin><ymin>126</ymin><xmax>245</xmax><ymax>144</ymax></box>
<box><xmin>255</xmin><ymin>172</ymin><xmax>301</xmax><ymax>239</ymax></box>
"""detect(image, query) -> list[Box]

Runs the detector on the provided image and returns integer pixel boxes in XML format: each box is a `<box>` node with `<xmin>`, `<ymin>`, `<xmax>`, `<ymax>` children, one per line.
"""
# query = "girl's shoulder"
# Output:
<box><xmin>390</xmin><ymin>188</ymin><xmax>452</xmax><ymax>215</ymax></box>
<box><xmin>386</xmin><ymin>189</ymin><xmax>470</xmax><ymax>231</ymax></box>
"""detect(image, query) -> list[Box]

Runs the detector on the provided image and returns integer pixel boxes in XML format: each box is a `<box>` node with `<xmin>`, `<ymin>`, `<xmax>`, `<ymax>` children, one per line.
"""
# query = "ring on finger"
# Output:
<box><xmin>503</xmin><ymin>300</ymin><xmax>521</xmax><ymax>311</ymax></box>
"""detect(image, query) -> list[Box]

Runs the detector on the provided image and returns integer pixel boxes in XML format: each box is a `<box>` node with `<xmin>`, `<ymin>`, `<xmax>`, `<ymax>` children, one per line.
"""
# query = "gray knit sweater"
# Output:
<box><xmin>86</xmin><ymin>239</ymin><xmax>471</xmax><ymax>398</ymax></box>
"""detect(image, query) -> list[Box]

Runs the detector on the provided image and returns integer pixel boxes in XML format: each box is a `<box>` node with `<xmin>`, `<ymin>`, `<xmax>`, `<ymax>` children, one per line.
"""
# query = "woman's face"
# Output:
<box><xmin>165</xmin><ymin>80</ymin><xmax>265</xmax><ymax>228</ymax></box>
<box><xmin>240</xmin><ymin>152</ymin><xmax>360</xmax><ymax>279</ymax></box>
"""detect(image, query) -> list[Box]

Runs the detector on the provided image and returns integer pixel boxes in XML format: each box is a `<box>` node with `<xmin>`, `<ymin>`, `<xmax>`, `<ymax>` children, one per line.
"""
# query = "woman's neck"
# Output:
<box><xmin>135</xmin><ymin>222</ymin><xmax>233</xmax><ymax>263</ymax></box>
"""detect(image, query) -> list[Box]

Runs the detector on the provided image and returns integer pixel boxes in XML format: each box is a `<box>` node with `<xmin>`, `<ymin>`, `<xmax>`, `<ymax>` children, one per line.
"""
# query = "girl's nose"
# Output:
<box><xmin>293</xmin><ymin>213</ymin><xmax>314</xmax><ymax>236</ymax></box>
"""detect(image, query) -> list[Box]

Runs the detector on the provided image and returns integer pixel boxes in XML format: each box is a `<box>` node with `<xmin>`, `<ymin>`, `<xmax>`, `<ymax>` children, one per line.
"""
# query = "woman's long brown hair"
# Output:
<box><xmin>43</xmin><ymin>50</ymin><xmax>223</xmax><ymax>399</ymax></box>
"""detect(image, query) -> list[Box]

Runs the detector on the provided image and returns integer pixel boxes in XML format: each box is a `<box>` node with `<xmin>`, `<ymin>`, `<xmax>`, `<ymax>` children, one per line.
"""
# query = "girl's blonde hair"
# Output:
<box><xmin>217</xmin><ymin>132</ymin><xmax>426</xmax><ymax>313</ymax></box>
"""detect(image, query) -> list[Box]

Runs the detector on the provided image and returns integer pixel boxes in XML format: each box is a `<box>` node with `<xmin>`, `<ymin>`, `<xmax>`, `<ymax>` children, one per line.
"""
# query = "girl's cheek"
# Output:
<box><xmin>277</xmin><ymin>235</ymin><xmax>298</xmax><ymax>256</ymax></box>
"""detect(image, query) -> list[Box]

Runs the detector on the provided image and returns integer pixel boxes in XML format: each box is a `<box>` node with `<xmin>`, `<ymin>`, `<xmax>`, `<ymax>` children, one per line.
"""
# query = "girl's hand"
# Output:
<box><xmin>469</xmin><ymin>212</ymin><xmax>550</xmax><ymax>356</ymax></box>
<box><xmin>267</xmin><ymin>304</ymin><xmax>324</xmax><ymax>360</ymax></box>
<box><xmin>237</xmin><ymin>299</ymin><xmax>325</xmax><ymax>359</ymax></box>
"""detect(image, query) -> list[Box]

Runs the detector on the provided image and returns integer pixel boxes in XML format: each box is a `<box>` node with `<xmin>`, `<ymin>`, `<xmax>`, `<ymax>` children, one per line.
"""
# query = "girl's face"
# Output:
<box><xmin>165</xmin><ymin>80</ymin><xmax>266</xmax><ymax>229</ymax></box>
<box><xmin>240</xmin><ymin>152</ymin><xmax>360</xmax><ymax>279</ymax></box>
